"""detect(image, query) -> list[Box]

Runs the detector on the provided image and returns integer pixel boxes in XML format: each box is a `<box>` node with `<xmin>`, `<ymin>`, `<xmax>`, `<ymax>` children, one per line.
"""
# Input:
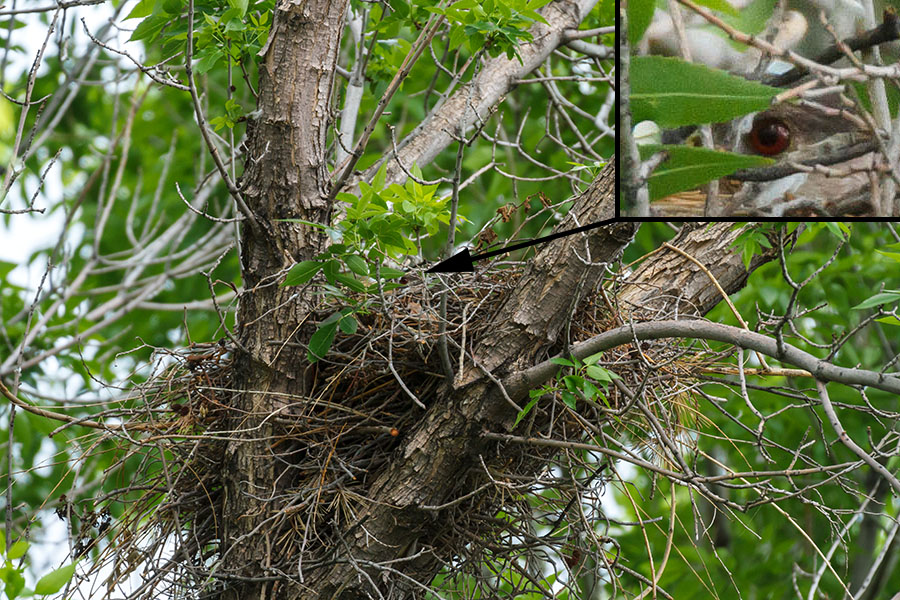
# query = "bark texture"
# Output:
<box><xmin>220</xmin><ymin>0</ymin><xmax>348</xmax><ymax>598</ymax></box>
<box><xmin>217</xmin><ymin>0</ymin><xmax>616</xmax><ymax>595</ymax></box>
<box><xmin>617</xmin><ymin>222</ymin><xmax>778</xmax><ymax>319</ymax></box>
<box><xmin>301</xmin><ymin>161</ymin><xmax>631</xmax><ymax>598</ymax></box>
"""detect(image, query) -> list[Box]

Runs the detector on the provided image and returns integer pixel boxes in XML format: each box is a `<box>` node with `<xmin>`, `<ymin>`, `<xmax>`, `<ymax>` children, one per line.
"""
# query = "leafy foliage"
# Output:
<box><xmin>0</xmin><ymin>0</ymin><xmax>612</xmax><ymax>594</ymax></box>
<box><xmin>517</xmin><ymin>352</ymin><xmax>619</xmax><ymax>426</ymax></box>
<box><xmin>427</xmin><ymin>0</ymin><xmax>554</xmax><ymax>61</ymax></box>
<box><xmin>0</xmin><ymin>530</ymin><xmax>75</xmax><ymax>599</ymax></box>
<box><xmin>282</xmin><ymin>163</ymin><xmax>465</xmax><ymax>361</ymax></box>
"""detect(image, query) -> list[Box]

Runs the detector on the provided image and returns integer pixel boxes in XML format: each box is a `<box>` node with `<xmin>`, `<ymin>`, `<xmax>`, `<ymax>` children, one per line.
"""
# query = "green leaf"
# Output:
<box><xmin>321</xmin><ymin>311</ymin><xmax>343</xmax><ymax>325</ymax></box>
<box><xmin>627</xmin><ymin>0</ymin><xmax>654</xmax><ymax>46</ymax></box>
<box><xmin>561</xmin><ymin>391</ymin><xmax>576</xmax><ymax>410</ymax></box>
<box><xmin>372</xmin><ymin>162</ymin><xmax>388</xmax><ymax>191</ymax></box>
<box><xmin>33</xmin><ymin>563</ymin><xmax>76</xmax><ymax>595</ymax></box>
<box><xmin>390</xmin><ymin>0</ymin><xmax>410</xmax><ymax>18</ymax></box>
<box><xmin>692</xmin><ymin>0</ymin><xmax>739</xmax><ymax>17</ymax></box>
<box><xmin>228</xmin><ymin>0</ymin><xmax>249</xmax><ymax>17</ymax></box>
<box><xmin>639</xmin><ymin>144</ymin><xmax>774</xmax><ymax>202</ymax></box>
<box><xmin>852</xmin><ymin>291</ymin><xmax>900</xmax><ymax>310</ymax></box>
<box><xmin>583</xmin><ymin>351</ymin><xmax>604</xmax><ymax>366</ymax></box>
<box><xmin>308</xmin><ymin>320</ymin><xmax>339</xmax><ymax>362</ymax></box>
<box><xmin>343</xmin><ymin>255</ymin><xmax>369</xmax><ymax>277</ymax></box>
<box><xmin>449</xmin><ymin>25</ymin><xmax>467</xmax><ymax>49</ymax></box>
<box><xmin>334</xmin><ymin>273</ymin><xmax>367</xmax><ymax>293</ymax></box>
<box><xmin>129</xmin><ymin>15</ymin><xmax>168</xmax><ymax>42</ymax></box>
<box><xmin>823</xmin><ymin>221</ymin><xmax>851</xmax><ymax>240</ymax></box>
<box><xmin>562</xmin><ymin>375</ymin><xmax>582</xmax><ymax>393</ymax></box>
<box><xmin>377</xmin><ymin>267</ymin><xmax>406</xmax><ymax>280</ymax></box>
<box><xmin>2</xmin><ymin>566</ymin><xmax>24</xmax><ymax>599</ymax></box>
<box><xmin>550</xmin><ymin>357</ymin><xmax>574</xmax><ymax>368</ymax></box>
<box><xmin>194</xmin><ymin>48</ymin><xmax>223</xmax><ymax>74</ymax></box>
<box><xmin>124</xmin><ymin>0</ymin><xmax>155</xmax><ymax>19</ymax></box>
<box><xmin>322</xmin><ymin>259</ymin><xmax>341</xmax><ymax>284</ymax></box>
<box><xmin>630</xmin><ymin>56</ymin><xmax>780</xmax><ymax>127</ymax></box>
<box><xmin>876</xmin><ymin>316</ymin><xmax>900</xmax><ymax>326</ymax></box>
<box><xmin>875</xmin><ymin>249</ymin><xmax>900</xmax><ymax>263</ymax></box>
<box><xmin>7</xmin><ymin>540</ymin><xmax>28</xmax><ymax>560</ymax></box>
<box><xmin>283</xmin><ymin>261</ymin><xmax>322</xmax><ymax>286</ymax></box>
<box><xmin>582</xmin><ymin>379</ymin><xmax>599</xmax><ymax>400</ymax></box>
<box><xmin>586</xmin><ymin>365</ymin><xmax>612</xmax><ymax>384</ymax></box>
<box><xmin>209</xmin><ymin>116</ymin><xmax>232</xmax><ymax>131</ymax></box>
<box><xmin>161</xmin><ymin>0</ymin><xmax>183</xmax><ymax>14</ymax></box>
<box><xmin>514</xmin><ymin>394</ymin><xmax>541</xmax><ymax>427</ymax></box>
<box><xmin>339</xmin><ymin>314</ymin><xmax>358</xmax><ymax>334</ymax></box>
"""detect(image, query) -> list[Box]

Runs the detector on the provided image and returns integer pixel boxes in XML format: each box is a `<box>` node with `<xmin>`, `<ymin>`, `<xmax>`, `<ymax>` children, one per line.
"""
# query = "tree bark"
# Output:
<box><xmin>218</xmin><ymin>1</ymin><xmax>613</xmax><ymax>595</ymax></box>
<box><xmin>616</xmin><ymin>222</ymin><xmax>777</xmax><ymax>319</ymax></box>
<box><xmin>219</xmin><ymin>0</ymin><xmax>348</xmax><ymax>598</ymax></box>
<box><xmin>215</xmin><ymin>0</ymin><xmax>786</xmax><ymax>595</ymax></box>
<box><xmin>302</xmin><ymin>161</ymin><xmax>632</xmax><ymax>598</ymax></box>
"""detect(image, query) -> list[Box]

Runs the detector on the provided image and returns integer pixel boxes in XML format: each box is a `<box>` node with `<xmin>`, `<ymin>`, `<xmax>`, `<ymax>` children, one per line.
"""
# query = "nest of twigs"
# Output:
<box><xmin>77</xmin><ymin>261</ymin><xmax>722</xmax><ymax>597</ymax></box>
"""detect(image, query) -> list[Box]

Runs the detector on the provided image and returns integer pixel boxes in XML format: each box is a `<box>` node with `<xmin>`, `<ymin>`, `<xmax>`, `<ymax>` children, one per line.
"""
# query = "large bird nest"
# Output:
<box><xmin>65</xmin><ymin>260</ymin><xmax>724</xmax><ymax>598</ymax></box>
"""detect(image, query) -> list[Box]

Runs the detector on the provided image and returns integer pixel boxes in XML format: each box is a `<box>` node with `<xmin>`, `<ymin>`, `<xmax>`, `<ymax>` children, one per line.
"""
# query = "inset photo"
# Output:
<box><xmin>619</xmin><ymin>0</ymin><xmax>899</xmax><ymax>218</ymax></box>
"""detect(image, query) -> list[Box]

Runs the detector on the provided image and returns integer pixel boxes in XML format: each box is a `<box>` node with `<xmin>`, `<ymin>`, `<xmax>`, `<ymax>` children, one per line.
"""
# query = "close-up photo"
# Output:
<box><xmin>620</xmin><ymin>0</ymin><xmax>900</xmax><ymax>217</ymax></box>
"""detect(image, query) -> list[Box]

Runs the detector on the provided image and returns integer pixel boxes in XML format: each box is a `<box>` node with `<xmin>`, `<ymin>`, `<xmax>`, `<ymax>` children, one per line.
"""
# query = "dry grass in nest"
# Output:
<box><xmin>75</xmin><ymin>262</ymin><xmax>725</xmax><ymax>595</ymax></box>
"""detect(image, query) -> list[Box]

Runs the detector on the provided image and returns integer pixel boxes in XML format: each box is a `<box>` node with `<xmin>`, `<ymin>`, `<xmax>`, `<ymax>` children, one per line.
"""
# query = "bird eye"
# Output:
<box><xmin>748</xmin><ymin>117</ymin><xmax>790</xmax><ymax>156</ymax></box>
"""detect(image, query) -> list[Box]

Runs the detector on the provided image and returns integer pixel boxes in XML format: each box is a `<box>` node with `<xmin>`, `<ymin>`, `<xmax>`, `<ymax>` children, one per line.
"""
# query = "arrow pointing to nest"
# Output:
<box><xmin>425</xmin><ymin>219</ymin><xmax>615</xmax><ymax>273</ymax></box>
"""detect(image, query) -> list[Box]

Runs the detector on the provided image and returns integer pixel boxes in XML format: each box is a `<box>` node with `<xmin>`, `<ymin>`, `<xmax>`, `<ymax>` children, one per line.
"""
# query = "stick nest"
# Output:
<box><xmin>70</xmin><ymin>263</ymin><xmax>722</xmax><ymax>598</ymax></box>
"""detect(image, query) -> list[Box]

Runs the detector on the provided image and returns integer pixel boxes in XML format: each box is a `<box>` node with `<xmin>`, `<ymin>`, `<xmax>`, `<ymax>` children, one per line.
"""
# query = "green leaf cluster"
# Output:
<box><xmin>0</xmin><ymin>530</ymin><xmax>76</xmax><ymax>599</ymax></box>
<box><xmin>517</xmin><ymin>352</ymin><xmax>619</xmax><ymax>426</ymax></box>
<box><xmin>427</xmin><ymin>0</ymin><xmax>553</xmax><ymax>61</ymax></box>
<box><xmin>729</xmin><ymin>222</ymin><xmax>850</xmax><ymax>269</ymax></box>
<box><xmin>126</xmin><ymin>0</ymin><xmax>273</xmax><ymax>127</ymax></box>
<box><xmin>686</xmin><ymin>224</ymin><xmax>900</xmax><ymax>595</ymax></box>
<box><xmin>282</xmin><ymin>163</ymin><xmax>465</xmax><ymax>362</ymax></box>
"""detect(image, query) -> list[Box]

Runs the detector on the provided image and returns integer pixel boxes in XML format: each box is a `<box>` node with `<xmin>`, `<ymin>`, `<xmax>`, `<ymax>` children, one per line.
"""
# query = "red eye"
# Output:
<box><xmin>749</xmin><ymin>117</ymin><xmax>790</xmax><ymax>155</ymax></box>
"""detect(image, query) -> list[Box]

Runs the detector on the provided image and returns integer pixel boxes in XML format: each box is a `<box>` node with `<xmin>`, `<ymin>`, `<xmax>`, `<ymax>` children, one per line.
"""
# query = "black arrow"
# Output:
<box><xmin>425</xmin><ymin>218</ymin><xmax>615</xmax><ymax>273</ymax></box>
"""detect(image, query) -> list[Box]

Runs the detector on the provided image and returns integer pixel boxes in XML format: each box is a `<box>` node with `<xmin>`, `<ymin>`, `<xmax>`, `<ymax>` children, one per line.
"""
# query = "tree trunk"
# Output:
<box><xmin>219</xmin><ymin>0</ymin><xmax>348</xmax><ymax>598</ymax></box>
<box><xmin>213</xmin><ymin>0</ymin><xmax>786</xmax><ymax>596</ymax></box>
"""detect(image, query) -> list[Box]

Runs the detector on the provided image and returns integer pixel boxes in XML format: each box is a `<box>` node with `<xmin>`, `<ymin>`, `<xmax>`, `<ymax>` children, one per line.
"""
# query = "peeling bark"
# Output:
<box><xmin>617</xmin><ymin>223</ymin><xmax>777</xmax><ymax>319</ymax></box>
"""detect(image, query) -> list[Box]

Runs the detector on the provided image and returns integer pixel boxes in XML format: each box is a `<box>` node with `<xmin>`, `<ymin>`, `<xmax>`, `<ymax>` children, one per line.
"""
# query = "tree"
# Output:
<box><xmin>4</xmin><ymin>2</ymin><xmax>900</xmax><ymax>600</ymax></box>
<box><xmin>2</xmin><ymin>0</ymin><xmax>615</xmax><ymax>597</ymax></box>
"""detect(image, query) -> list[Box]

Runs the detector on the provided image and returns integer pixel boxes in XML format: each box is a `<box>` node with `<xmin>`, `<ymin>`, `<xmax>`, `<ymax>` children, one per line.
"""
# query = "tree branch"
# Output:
<box><xmin>353</xmin><ymin>0</ymin><xmax>600</xmax><ymax>189</ymax></box>
<box><xmin>508</xmin><ymin>319</ymin><xmax>900</xmax><ymax>398</ymax></box>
